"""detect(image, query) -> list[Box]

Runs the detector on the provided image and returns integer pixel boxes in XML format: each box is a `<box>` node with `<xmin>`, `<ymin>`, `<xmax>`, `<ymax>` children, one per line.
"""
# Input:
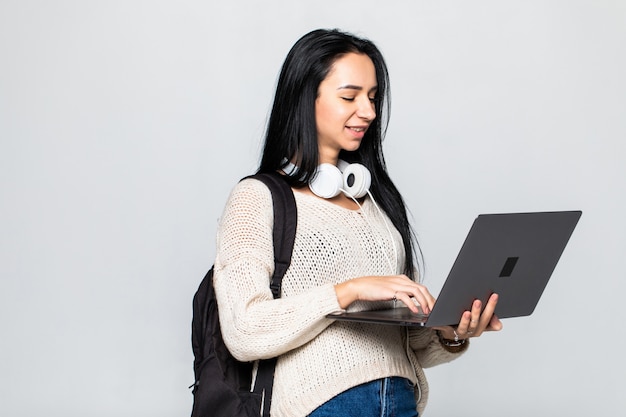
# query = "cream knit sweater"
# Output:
<box><xmin>213</xmin><ymin>178</ymin><xmax>467</xmax><ymax>416</ymax></box>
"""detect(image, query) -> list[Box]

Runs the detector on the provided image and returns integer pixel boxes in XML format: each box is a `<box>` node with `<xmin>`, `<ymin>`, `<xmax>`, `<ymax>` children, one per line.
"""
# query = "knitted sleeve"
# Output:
<box><xmin>213</xmin><ymin>178</ymin><xmax>343</xmax><ymax>362</ymax></box>
<box><xmin>408</xmin><ymin>327</ymin><xmax>469</xmax><ymax>368</ymax></box>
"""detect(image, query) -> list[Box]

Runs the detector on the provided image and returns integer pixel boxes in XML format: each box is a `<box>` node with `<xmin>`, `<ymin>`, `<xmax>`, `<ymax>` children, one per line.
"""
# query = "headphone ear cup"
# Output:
<box><xmin>342</xmin><ymin>163</ymin><xmax>371</xmax><ymax>199</ymax></box>
<box><xmin>309</xmin><ymin>163</ymin><xmax>343</xmax><ymax>198</ymax></box>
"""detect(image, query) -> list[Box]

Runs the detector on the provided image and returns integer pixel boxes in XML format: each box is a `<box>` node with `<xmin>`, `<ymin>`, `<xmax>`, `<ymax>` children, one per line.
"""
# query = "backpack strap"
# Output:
<box><xmin>245</xmin><ymin>172</ymin><xmax>297</xmax><ymax>417</ymax></box>
<box><xmin>251</xmin><ymin>172</ymin><xmax>297</xmax><ymax>299</ymax></box>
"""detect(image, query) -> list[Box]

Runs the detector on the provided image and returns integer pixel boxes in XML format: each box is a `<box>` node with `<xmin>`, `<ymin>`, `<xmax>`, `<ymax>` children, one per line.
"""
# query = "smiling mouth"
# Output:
<box><xmin>348</xmin><ymin>127</ymin><xmax>367</xmax><ymax>132</ymax></box>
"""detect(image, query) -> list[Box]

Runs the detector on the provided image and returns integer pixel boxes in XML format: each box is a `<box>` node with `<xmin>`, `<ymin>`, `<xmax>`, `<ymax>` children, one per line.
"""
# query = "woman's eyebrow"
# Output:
<box><xmin>337</xmin><ymin>84</ymin><xmax>378</xmax><ymax>93</ymax></box>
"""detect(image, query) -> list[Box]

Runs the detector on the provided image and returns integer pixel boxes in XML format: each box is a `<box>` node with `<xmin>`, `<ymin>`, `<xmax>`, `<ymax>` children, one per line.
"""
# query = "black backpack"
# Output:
<box><xmin>191</xmin><ymin>173</ymin><xmax>297</xmax><ymax>417</ymax></box>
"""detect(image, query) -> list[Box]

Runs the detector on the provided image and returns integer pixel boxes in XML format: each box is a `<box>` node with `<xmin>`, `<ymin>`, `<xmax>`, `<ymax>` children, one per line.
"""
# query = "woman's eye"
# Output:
<box><xmin>341</xmin><ymin>97</ymin><xmax>355</xmax><ymax>102</ymax></box>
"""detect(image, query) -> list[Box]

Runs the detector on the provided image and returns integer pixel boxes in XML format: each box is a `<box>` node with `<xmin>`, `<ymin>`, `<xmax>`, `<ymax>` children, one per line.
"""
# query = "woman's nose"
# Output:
<box><xmin>356</xmin><ymin>98</ymin><xmax>376</xmax><ymax>121</ymax></box>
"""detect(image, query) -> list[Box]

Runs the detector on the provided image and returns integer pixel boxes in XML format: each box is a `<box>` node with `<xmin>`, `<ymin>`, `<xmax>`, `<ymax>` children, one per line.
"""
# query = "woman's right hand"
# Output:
<box><xmin>334</xmin><ymin>275</ymin><xmax>436</xmax><ymax>314</ymax></box>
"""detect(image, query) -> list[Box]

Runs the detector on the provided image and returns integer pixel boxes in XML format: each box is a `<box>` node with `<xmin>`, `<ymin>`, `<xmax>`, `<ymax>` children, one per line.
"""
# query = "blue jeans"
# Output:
<box><xmin>308</xmin><ymin>377</ymin><xmax>418</xmax><ymax>417</ymax></box>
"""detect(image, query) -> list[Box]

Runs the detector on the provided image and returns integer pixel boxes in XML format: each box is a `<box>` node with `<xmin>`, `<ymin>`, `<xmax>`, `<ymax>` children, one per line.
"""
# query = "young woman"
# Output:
<box><xmin>213</xmin><ymin>28</ymin><xmax>502</xmax><ymax>417</ymax></box>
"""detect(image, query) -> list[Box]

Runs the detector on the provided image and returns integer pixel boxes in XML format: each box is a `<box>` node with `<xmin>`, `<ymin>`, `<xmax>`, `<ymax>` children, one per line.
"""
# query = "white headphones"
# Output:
<box><xmin>283</xmin><ymin>159</ymin><xmax>372</xmax><ymax>199</ymax></box>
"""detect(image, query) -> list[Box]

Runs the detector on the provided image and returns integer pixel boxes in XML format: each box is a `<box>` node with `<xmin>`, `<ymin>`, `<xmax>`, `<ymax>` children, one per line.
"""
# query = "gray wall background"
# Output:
<box><xmin>1</xmin><ymin>1</ymin><xmax>624</xmax><ymax>415</ymax></box>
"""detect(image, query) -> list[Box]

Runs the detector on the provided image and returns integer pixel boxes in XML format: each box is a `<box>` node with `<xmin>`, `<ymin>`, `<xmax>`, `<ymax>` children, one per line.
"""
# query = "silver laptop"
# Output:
<box><xmin>327</xmin><ymin>211</ymin><xmax>582</xmax><ymax>327</ymax></box>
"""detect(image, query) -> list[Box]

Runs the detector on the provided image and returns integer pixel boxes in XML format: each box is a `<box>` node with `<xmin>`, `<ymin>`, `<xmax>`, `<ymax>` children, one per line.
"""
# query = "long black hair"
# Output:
<box><xmin>258</xmin><ymin>29</ymin><xmax>421</xmax><ymax>280</ymax></box>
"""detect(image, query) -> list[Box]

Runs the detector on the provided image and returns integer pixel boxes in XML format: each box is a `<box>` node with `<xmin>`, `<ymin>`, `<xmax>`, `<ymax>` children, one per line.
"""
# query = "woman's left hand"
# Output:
<box><xmin>433</xmin><ymin>293</ymin><xmax>503</xmax><ymax>340</ymax></box>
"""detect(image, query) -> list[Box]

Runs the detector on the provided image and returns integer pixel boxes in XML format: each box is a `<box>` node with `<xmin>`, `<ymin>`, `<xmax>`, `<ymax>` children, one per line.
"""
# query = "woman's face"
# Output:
<box><xmin>315</xmin><ymin>52</ymin><xmax>377</xmax><ymax>163</ymax></box>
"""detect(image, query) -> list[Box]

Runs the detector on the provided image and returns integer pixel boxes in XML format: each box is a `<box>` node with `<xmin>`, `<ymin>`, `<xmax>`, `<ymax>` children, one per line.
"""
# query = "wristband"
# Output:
<box><xmin>437</xmin><ymin>330</ymin><xmax>467</xmax><ymax>351</ymax></box>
